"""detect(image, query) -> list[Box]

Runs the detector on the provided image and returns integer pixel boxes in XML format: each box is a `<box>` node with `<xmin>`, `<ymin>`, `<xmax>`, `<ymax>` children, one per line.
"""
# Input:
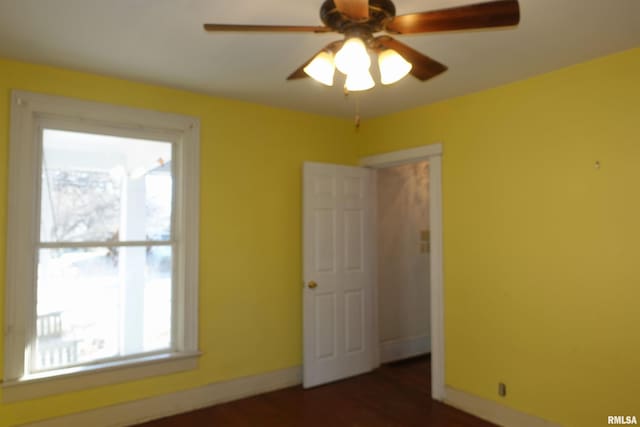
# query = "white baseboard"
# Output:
<box><xmin>380</xmin><ymin>335</ymin><xmax>430</xmax><ymax>364</ymax></box>
<box><xmin>20</xmin><ymin>366</ymin><xmax>302</xmax><ymax>427</ymax></box>
<box><xmin>16</xmin><ymin>366</ymin><xmax>562</xmax><ymax>427</ymax></box>
<box><xmin>444</xmin><ymin>386</ymin><xmax>561</xmax><ymax>427</ymax></box>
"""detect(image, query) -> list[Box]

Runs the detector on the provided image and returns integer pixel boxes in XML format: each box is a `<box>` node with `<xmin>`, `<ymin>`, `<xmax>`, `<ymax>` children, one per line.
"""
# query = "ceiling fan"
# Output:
<box><xmin>203</xmin><ymin>0</ymin><xmax>520</xmax><ymax>91</ymax></box>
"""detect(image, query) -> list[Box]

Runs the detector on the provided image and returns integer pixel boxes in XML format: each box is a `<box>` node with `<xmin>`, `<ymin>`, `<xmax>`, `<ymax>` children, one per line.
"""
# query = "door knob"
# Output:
<box><xmin>308</xmin><ymin>281</ymin><xmax>318</xmax><ymax>289</ymax></box>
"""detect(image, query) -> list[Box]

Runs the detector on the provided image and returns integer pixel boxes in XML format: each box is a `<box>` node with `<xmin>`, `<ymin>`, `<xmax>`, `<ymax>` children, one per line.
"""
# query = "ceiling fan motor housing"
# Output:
<box><xmin>320</xmin><ymin>0</ymin><xmax>396</xmax><ymax>33</ymax></box>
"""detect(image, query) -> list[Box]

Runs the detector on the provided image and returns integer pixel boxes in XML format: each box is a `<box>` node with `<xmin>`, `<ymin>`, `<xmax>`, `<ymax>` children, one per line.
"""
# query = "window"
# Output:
<box><xmin>4</xmin><ymin>91</ymin><xmax>200</xmax><ymax>400</ymax></box>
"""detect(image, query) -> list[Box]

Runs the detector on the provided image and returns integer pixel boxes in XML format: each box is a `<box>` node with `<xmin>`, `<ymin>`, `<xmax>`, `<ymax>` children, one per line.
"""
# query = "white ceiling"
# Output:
<box><xmin>0</xmin><ymin>0</ymin><xmax>638</xmax><ymax>118</ymax></box>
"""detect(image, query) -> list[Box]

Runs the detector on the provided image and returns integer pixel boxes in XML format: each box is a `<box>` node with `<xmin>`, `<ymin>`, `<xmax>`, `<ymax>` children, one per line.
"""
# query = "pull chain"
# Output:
<box><xmin>354</xmin><ymin>94</ymin><xmax>361</xmax><ymax>129</ymax></box>
<box><xmin>343</xmin><ymin>89</ymin><xmax>362</xmax><ymax>129</ymax></box>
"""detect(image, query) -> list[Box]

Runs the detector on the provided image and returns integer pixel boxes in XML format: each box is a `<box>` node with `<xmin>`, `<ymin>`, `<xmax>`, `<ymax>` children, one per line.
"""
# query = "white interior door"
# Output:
<box><xmin>303</xmin><ymin>162</ymin><xmax>376</xmax><ymax>388</ymax></box>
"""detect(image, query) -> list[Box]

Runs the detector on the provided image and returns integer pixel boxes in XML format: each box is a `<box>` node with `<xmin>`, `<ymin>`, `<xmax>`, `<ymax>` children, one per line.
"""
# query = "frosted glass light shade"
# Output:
<box><xmin>344</xmin><ymin>69</ymin><xmax>375</xmax><ymax>92</ymax></box>
<box><xmin>303</xmin><ymin>51</ymin><xmax>335</xmax><ymax>86</ymax></box>
<box><xmin>378</xmin><ymin>49</ymin><xmax>412</xmax><ymax>85</ymax></box>
<box><xmin>335</xmin><ymin>37</ymin><xmax>371</xmax><ymax>75</ymax></box>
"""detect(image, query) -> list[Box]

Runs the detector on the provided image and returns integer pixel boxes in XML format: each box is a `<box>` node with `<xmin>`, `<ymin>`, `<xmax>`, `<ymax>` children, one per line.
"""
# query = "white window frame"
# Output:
<box><xmin>3</xmin><ymin>90</ymin><xmax>200</xmax><ymax>402</ymax></box>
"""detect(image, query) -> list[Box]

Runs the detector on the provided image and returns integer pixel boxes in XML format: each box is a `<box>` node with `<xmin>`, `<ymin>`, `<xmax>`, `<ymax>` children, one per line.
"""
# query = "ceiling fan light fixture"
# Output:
<box><xmin>344</xmin><ymin>69</ymin><xmax>375</xmax><ymax>92</ymax></box>
<box><xmin>334</xmin><ymin>37</ymin><xmax>371</xmax><ymax>75</ymax></box>
<box><xmin>378</xmin><ymin>48</ymin><xmax>412</xmax><ymax>85</ymax></box>
<box><xmin>204</xmin><ymin>0</ymin><xmax>522</xmax><ymax>94</ymax></box>
<box><xmin>304</xmin><ymin>51</ymin><xmax>336</xmax><ymax>86</ymax></box>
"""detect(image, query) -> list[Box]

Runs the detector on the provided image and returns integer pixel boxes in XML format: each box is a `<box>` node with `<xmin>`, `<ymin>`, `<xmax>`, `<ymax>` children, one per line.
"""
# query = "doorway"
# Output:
<box><xmin>376</xmin><ymin>160</ymin><xmax>431</xmax><ymax>364</ymax></box>
<box><xmin>361</xmin><ymin>144</ymin><xmax>444</xmax><ymax>400</ymax></box>
<box><xmin>301</xmin><ymin>145</ymin><xmax>444</xmax><ymax>397</ymax></box>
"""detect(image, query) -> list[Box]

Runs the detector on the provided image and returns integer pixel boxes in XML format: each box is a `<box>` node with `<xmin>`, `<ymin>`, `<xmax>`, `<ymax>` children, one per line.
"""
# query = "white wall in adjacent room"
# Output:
<box><xmin>377</xmin><ymin>161</ymin><xmax>430</xmax><ymax>363</ymax></box>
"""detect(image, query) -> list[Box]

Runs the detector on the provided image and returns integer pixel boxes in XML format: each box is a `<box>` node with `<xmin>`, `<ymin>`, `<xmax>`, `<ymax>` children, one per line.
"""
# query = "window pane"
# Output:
<box><xmin>35</xmin><ymin>246</ymin><xmax>173</xmax><ymax>372</ymax></box>
<box><xmin>40</xmin><ymin>129</ymin><xmax>173</xmax><ymax>243</ymax></box>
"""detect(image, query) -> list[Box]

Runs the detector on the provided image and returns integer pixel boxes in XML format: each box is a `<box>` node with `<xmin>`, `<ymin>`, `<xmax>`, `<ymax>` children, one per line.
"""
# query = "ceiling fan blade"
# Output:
<box><xmin>203</xmin><ymin>24</ymin><xmax>332</xmax><ymax>33</ymax></box>
<box><xmin>375</xmin><ymin>36</ymin><xmax>447</xmax><ymax>81</ymax></box>
<box><xmin>385</xmin><ymin>0</ymin><xmax>520</xmax><ymax>34</ymax></box>
<box><xmin>334</xmin><ymin>0</ymin><xmax>370</xmax><ymax>20</ymax></box>
<box><xmin>287</xmin><ymin>41</ymin><xmax>344</xmax><ymax>80</ymax></box>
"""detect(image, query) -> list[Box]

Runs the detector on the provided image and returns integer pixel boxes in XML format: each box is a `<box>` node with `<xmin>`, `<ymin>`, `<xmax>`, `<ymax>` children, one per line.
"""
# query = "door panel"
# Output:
<box><xmin>344</xmin><ymin>209</ymin><xmax>364</xmax><ymax>272</ymax></box>
<box><xmin>345</xmin><ymin>290</ymin><xmax>364</xmax><ymax>353</ymax></box>
<box><xmin>303</xmin><ymin>162</ymin><xmax>375</xmax><ymax>388</ymax></box>
<box><xmin>315</xmin><ymin>294</ymin><xmax>337</xmax><ymax>360</ymax></box>
<box><xmin>314</xmin><ymin>209</ymin><xmax>336</xmax><ymax>272</ymax></box>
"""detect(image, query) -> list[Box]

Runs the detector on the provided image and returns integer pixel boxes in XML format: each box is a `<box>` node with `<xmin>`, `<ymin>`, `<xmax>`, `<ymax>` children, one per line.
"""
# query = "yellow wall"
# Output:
<box><xmin>357</xmin><ymin>47</ymin><xmax>640</xmax><ymax>426</ymax></box>
<box><xmin>0</xmin><ymin>58</ymin><xmax>357</xmax><ymax>425</ymax></box>
<box><xmin>2</xmin><ymin>47</ymin><xmax>639</xmax><ymax>427</ymax></box>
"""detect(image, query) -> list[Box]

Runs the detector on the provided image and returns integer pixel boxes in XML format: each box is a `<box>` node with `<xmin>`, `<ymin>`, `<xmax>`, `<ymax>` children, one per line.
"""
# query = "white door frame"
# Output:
<box><xmin>360</xmin><ymin>143</ymin><xmax>445</xmax><ymax>401</ymax></box>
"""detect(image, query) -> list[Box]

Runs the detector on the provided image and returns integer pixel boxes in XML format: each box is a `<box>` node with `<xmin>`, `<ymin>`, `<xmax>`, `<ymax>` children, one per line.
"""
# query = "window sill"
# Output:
<box><xmin>2</xmin><ymin>351</ymin><xmax>201</xmax><ymax>402</ymax></box>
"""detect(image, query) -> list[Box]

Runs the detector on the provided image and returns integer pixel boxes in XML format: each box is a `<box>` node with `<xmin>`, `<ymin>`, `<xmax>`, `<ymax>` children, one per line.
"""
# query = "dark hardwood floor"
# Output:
<box><xmin>136</xmin><ymin>356</ymin><xmax>496</xmax><ymax>427</ymax></box>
